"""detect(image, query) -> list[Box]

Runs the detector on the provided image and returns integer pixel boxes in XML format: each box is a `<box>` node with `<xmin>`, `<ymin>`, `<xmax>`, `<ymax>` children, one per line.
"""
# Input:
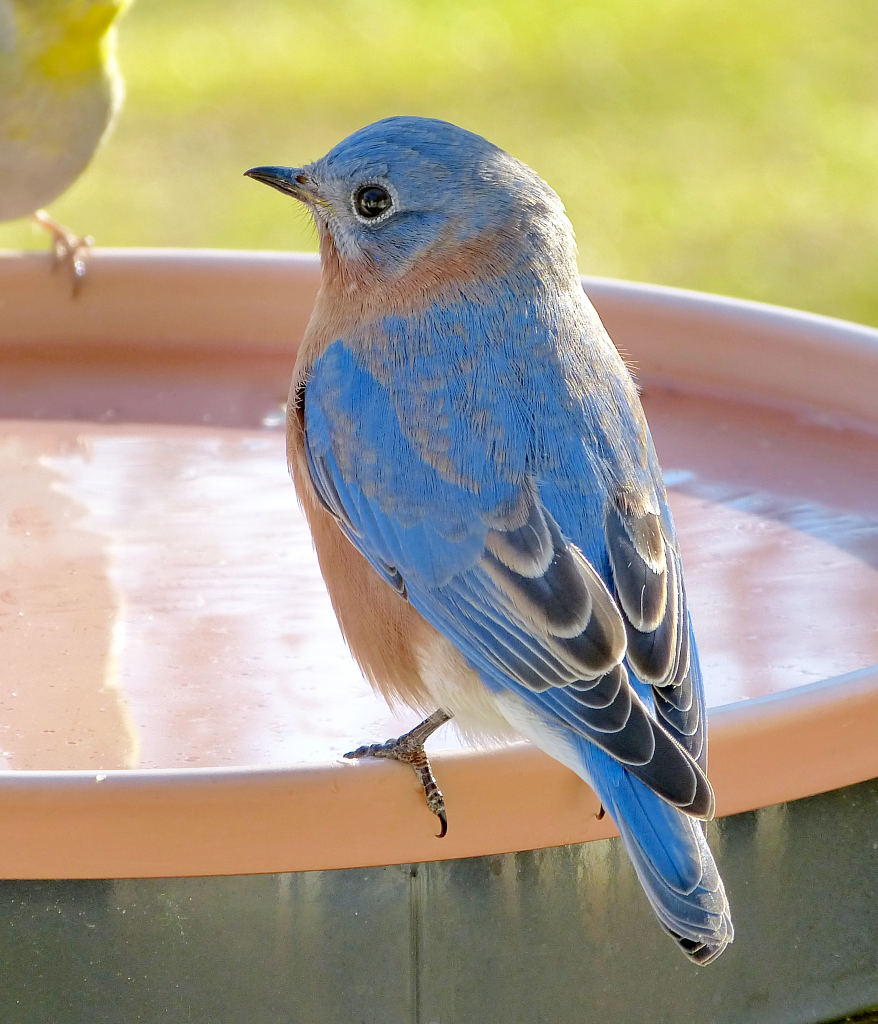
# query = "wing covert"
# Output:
<box><xmin>300</xmin><ymin>351</ymin><xmax>712</xmax><ymax>818</ymax></box>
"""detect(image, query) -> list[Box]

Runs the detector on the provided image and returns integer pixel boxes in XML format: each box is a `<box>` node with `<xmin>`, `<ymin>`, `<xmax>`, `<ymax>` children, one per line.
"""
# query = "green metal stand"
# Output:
<box><xmin>2</xmin><ymin>778</ymin><xmax>878</xmax><ymax>1023</ymax></box>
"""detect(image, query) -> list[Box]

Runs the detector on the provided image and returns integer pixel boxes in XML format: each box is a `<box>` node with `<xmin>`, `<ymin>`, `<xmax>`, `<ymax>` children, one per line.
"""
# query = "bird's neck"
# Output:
<box><xmin>295</xmin><ymin>224</ymin><xmax>586</xmax><ymax>390</ymax></box>
<box><xmin>315</xmin><ymin>220</ymin><xmax>578</xmax><ymax>324</ymax></box>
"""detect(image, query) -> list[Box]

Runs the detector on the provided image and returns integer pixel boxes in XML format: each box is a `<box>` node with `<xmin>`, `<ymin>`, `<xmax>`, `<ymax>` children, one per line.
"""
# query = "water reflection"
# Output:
<box><xmin>42</xmin><ymin>426</ymin><xmax>425</xmax><ymax>769</ymax></box>
<box><xmin>0</xmin><ymin>427</ymin><xmax>138</xmax><ymax>770</ymax></box>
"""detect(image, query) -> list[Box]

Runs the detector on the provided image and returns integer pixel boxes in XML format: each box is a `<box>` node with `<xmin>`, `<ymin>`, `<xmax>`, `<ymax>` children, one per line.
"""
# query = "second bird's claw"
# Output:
<box><xmin>33</xmin><ymin>210</ymin><xmax>93</xmax><ymax>295</ymax></box>
<box><xmin>57</xmin><ymin>234</ymin><xmax>93</xmax><ymax>296</ymax></box>
<box><xmin>69</xmin><ymin>237</ymin><xmax>93</xmax><ymax>291</ymax></box>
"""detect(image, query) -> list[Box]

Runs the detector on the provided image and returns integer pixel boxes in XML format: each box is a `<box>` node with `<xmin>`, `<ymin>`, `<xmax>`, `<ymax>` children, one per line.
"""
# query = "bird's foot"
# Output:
<box><xmin>344</xmin><ymin>708</ymin><xmax>453</xmax><ymax>838</ymax></box>
<box><xmin>33</xmin><ymin>210</ymin><xmax>93</xmax><ymax>295</ymax></box>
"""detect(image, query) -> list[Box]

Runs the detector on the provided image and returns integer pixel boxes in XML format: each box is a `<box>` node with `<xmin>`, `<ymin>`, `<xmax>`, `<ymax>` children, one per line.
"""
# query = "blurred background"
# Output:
<box><xmin>2</xmin><ymin>0</ymin><xmax>876</xmax><ymax>325</ymax></box>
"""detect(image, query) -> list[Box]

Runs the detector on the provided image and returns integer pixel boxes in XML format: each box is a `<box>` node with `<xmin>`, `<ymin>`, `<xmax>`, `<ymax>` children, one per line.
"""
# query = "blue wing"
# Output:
<box><xmin>302</xmin><ymin>335</ymin><xmax>712</xmax><ymax>818</ymax></box>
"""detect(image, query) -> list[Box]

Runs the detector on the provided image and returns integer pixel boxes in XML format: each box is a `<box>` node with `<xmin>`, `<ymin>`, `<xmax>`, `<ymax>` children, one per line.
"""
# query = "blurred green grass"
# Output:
<box><xmin>2</xmin><ymin>0</ymin><xmax>877</xmax><ymax>325</ymax></box>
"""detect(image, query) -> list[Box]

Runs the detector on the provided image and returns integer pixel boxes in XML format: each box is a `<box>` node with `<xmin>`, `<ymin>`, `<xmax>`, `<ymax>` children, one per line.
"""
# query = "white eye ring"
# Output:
<box><xmin>351</xmin><ymin>181</ymin><xmax>398</xmax><ymax>225</ymax></box>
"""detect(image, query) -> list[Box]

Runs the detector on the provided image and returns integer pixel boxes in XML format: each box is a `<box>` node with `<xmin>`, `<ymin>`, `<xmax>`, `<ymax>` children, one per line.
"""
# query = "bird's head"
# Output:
<box><xmin>245</xmin><ymin>116</ymin><xmax>578</xmax><ymax>293</ymax></box>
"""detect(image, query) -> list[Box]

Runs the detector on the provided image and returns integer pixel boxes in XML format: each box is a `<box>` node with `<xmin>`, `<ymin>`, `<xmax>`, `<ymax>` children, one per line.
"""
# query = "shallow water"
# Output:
<box><xmin>1</xmin><ymin>354</ymin><xmax>877</xmax><ymax>770</ymax></box>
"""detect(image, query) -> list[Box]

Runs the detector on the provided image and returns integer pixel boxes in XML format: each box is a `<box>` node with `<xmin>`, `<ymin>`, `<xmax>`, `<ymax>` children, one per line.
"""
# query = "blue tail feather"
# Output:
<box><xmin>580</xmin><ymin>739</ymin><xmax>734</xmax><ymax>964</ymax></box>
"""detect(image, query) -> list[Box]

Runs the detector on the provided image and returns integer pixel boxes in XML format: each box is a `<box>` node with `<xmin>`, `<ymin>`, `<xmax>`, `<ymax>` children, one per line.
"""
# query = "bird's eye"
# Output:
<box><xmin>353</xmin><ymin>184</ymin><xmax>393</xmax><ymax>220</ymax></box>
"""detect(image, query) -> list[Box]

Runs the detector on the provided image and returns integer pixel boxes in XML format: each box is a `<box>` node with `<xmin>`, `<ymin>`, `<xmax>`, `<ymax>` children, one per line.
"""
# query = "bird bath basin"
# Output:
<box><xmin>1</xmin><ymin>249</ymin><xmax>877</xmax><ymax>1023</ymax></box>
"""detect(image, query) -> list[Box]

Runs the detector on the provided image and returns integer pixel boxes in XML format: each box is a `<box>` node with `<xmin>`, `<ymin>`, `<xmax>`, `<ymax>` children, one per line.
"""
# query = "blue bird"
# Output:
<box><xmin>246</xmin><ymin>116</ymin><xmax>733</xmax><ymax>964</ymax></box>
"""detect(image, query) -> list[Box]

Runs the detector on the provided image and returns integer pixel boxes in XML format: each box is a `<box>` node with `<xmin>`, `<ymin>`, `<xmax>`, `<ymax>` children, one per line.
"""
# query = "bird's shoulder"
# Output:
<box><xmin>304</xmin><ymin>275</ymin><xmax>645</xmax><ymax>456</ymax></box>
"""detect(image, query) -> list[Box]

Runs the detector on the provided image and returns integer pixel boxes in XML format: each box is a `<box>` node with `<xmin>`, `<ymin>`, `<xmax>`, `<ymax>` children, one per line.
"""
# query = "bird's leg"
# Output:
<box><xmin>344</xmin><ymin>708</ymin><xmax>453</xmax><ymax>838</ymax></box>
<box><xmin>33</xmin><ymin>210</ymin><xmax>93</xmax><ymax>295</ymax></box>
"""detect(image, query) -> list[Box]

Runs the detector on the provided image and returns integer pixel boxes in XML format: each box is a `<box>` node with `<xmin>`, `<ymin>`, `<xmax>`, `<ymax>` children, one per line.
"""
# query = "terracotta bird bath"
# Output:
<box><xmin>1</xmin><ymin>248</ymin><xmax>877</xmax><ymax>1023</ymax></box>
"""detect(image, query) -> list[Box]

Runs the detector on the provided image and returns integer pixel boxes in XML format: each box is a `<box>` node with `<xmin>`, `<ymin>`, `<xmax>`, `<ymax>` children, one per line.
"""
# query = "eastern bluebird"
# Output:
<box><xmin>246</xmin><ymin>116</ymin><xmax>733</xmax><ymax>963</ymax></box>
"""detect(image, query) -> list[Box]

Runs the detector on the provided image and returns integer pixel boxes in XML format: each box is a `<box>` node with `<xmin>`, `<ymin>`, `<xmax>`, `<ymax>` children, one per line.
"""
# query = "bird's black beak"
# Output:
<box><xmin>244</xmin><ymin>165</ymin><xmax>310</xmax><ymax>201</ymax></box>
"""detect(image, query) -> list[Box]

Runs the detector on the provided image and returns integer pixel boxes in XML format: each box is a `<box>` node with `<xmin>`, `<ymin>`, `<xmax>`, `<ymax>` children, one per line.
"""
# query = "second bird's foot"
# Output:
<box><xmin>33</xmin><ymin>210</ymin><xmax>93</xmax><ymax>295</ymax></box>
<box><xmin>344</xmin><ymin>709</ymin><xmax>453</xmax><ymax>838</ymax></box>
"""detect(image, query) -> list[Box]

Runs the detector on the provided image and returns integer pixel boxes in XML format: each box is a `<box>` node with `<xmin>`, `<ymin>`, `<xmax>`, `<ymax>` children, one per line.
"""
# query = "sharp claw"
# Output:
<box><xmin>343</xmin><ymin>710</ymin><xmax>453</xmax><ymax>836</ymax></box>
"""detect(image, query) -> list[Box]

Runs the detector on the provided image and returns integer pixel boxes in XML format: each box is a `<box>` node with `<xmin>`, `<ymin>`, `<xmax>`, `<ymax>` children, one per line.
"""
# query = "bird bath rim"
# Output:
<box><xmin>0</xmin><ymin>247</ymin><xmax>877</xmax><ymax>879</ymax></box>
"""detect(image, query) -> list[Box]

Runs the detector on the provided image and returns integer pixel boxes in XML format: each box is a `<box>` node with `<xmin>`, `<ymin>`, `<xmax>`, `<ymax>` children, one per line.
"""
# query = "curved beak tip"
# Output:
<box><xmin>244</xmin><ymin>165</ymin><xmax>282</xmax><ymax>183</ymax></box>
<box><xmin>243</xmin><ymin>166</ymin><xmax>304</xmax><ymax>200</ymax></box>
<box><xmin>242</xmin><ymin>163</ymin><xmax>307</xmax><ymax>201</ymax></box>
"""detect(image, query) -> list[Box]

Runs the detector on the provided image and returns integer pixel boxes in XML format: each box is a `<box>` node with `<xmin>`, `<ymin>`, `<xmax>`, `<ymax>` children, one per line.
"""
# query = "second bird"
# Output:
<box><xmin>246</xmin><ymin>116</ymin><xmax>734</xmax><ymax>964</ymax></box>
<box><xmin>0</xmin><ymin>0</ymin><xmax>130</xmax><ymax>286</ymax></box>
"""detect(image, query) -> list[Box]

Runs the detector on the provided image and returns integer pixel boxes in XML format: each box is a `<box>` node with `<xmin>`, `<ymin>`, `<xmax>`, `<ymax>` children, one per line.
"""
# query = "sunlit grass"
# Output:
<box><xmin>2</xmin><ymin>0</ymin><xmax>877</xmax><ymax>324</ymax></box>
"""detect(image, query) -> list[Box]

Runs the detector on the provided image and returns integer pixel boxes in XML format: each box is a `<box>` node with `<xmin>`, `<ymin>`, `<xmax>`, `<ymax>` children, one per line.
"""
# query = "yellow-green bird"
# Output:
<box><xmin>0</xmin><ymin>0</ymin><xmax>130</xmax><ymax>288</ymax></box>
